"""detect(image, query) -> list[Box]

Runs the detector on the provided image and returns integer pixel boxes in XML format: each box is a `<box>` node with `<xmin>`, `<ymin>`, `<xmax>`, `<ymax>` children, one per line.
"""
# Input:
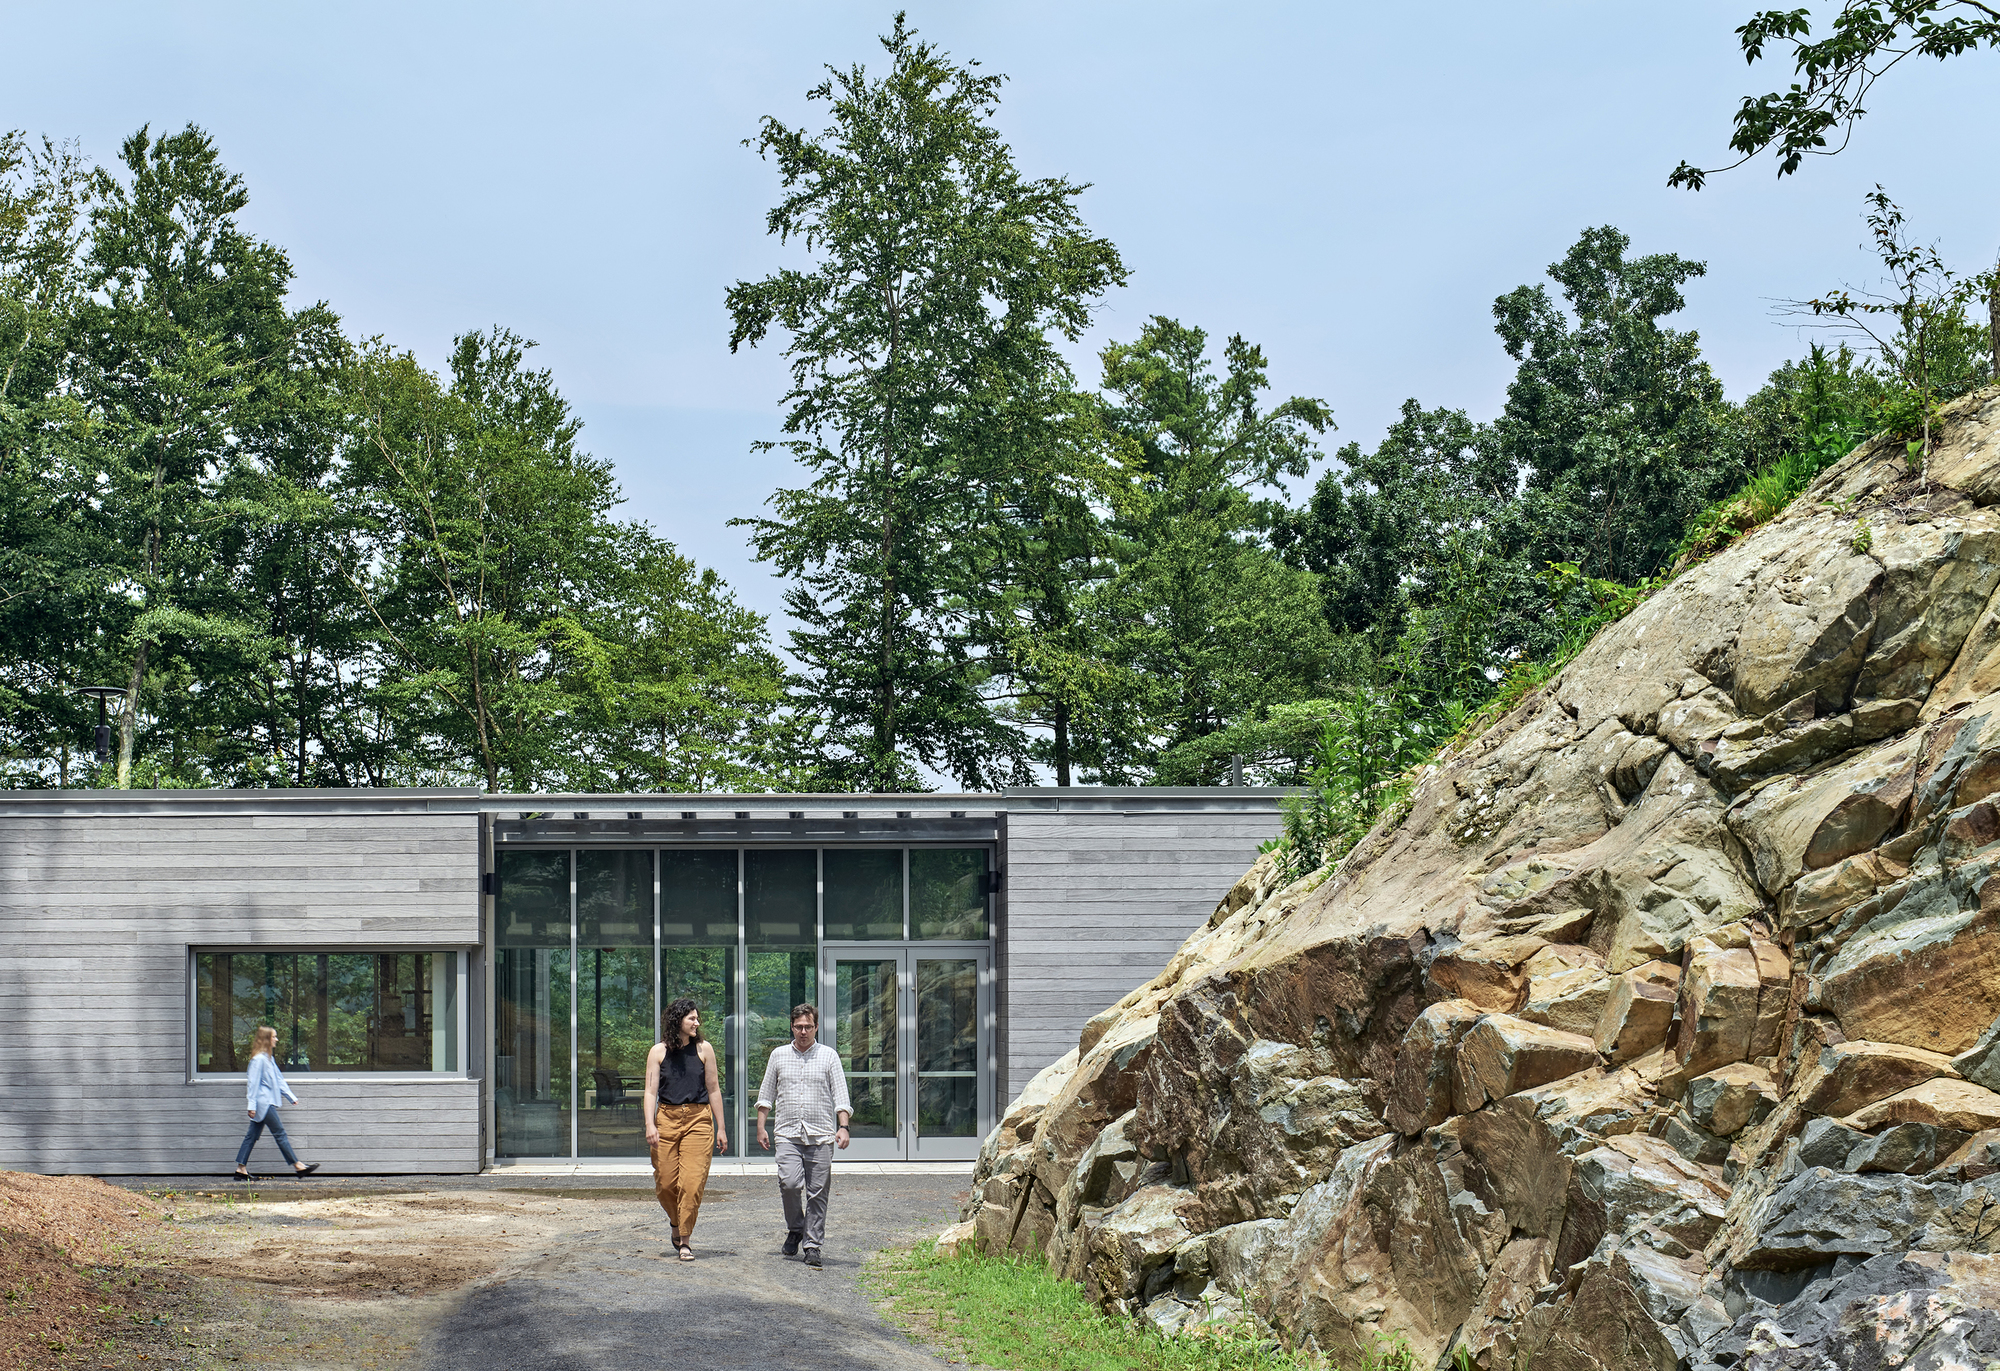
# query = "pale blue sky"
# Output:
<box><xmin>9</xmin><ymin>3</ymin><xmax>1997</xmax><ymax>622</ymax></box>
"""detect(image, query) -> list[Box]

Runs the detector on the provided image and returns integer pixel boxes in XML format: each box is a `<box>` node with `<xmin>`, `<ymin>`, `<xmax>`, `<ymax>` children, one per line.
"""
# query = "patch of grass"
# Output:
<box><xmin>1675</xmin><ymin>413</ymin><xmax>1872</xmax><ymax>569</ymax></box>
<box><xmin>872</xmin><ymin>1241</ymin><xmax>1409</xmax><ymax>1371</ymax></box>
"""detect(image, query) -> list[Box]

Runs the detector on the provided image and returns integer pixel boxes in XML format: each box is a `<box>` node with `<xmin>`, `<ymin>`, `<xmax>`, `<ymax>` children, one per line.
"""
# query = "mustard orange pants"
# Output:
<box><xmin>650</xmin><ymin>1102</ymin><xmax>715</xmax><ymax>1237</ymax></box>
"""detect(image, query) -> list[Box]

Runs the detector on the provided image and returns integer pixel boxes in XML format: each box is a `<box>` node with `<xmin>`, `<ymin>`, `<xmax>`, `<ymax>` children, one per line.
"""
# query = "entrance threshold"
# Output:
<box><xmin>486</xmin><ymin>1158</ymin><xmax>974</xmax><ymax>1177</ymax></box>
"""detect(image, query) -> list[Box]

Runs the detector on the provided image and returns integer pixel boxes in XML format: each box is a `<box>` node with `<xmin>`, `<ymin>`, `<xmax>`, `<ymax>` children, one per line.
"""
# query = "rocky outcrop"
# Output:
<box><xmin>943</xmin><ymin>389</ymin><xmax>2000</xmax><ymax>1368</ymax></box>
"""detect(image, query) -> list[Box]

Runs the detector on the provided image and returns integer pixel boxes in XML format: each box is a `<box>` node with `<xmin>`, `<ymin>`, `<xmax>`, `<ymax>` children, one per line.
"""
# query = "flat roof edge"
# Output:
<box><xmin>0</xmin><ymin>785</ymin><xmax>1293</xmax><ymax>819</ymax></box>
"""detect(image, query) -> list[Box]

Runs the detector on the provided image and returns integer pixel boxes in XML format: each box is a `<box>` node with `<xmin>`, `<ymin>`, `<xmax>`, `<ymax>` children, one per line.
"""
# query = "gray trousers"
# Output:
<box><xmin>775</xmin><ymin>1138</ymin><xmax>833</xmax><ymax>1251</ymax></box>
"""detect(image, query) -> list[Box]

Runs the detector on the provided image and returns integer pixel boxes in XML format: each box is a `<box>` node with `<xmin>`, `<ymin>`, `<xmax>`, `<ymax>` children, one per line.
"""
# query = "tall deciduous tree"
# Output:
<box><xmin>348</xmin><ymin>329</ymin><xmax>626</xmax><ymax>791</ymax></box>
<box><xmin>552</xmin><ymin>530</ymin><xmax>792</xmax><ymax>793</ymax></box>
<box><xmin>349</xmin><ymin>331</ymin><xmax>789</xmax><ymax>793</ymax></box>
<box><xmin>0</xmin><ymin>133</ymin><xmax>100</xmax><ymax>786</ymax></box>
<box><xmin>76</xmin><ymin>125</ymin><xmax>309</xmax><ymax>787</ymax></box>
<box><xmin>979</xmin><ymin>389</ymin><xmax>1135</xmax><ymax>787</ymax></box>
<box><xmin>1087</xmin><ymin>318</ymin><xmax>1339</xmax><ymax>782</ymax></box>
<box><xmin>1275</xmin><ymin>400</ymin><xmax>1513</xmax><ymax>701</ymax></box>
<box><xmin>727</xmin><ymin>14</ymin><xmax>1126</xmax><ymax>791</ymax></box>
<box><xmin>1486</xmin><ymin>227</ymin><xmax>1743</xmax><ymax>650</ymax></box>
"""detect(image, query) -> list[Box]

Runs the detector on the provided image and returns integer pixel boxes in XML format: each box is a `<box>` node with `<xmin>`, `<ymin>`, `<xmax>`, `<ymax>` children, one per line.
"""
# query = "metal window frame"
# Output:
<box><xmin>183</xmin><ymin>945</ymin><xmax>474</xmax><ymax>1084</ymax></box>
<box><xmin>491</xmin><ymin>838</ymin><xmax>995</xmax><ymax>1163</ymax></box>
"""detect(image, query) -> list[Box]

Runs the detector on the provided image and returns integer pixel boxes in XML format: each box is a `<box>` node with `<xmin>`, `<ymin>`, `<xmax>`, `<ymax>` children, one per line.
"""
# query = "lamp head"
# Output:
<box><xmin>72</xmin><ymin>687</ymin><xmax>125</xmax><ymax>765</ymax></box>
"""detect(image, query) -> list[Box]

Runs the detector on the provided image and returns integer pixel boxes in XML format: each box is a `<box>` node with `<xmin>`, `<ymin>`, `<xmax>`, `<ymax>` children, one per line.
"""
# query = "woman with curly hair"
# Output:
<box><xmin>642</xmin><ymin>996</ymin><xmax>727</xmax><ymax>1260</ymax></box>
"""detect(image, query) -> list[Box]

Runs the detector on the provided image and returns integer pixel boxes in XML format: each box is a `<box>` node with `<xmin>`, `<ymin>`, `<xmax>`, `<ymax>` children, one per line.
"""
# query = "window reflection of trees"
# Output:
<box><xmin>194</xmin><ymin>951</ymin><xmax>450</xmax><ymax>1072</ymax></box>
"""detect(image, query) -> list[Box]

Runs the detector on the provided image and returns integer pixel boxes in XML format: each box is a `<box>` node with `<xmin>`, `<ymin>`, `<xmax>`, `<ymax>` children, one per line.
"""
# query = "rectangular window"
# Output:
<box><xmin>746</xmin><ymin>849</ymin><xmax>817</xmax><ymax>1096</ymax></box>
<box><xmin>496</xmin><ymin>849</ymin><xmax>573</xmax><ymax>1156</ymax></box>
<box><xmin>822</xmin><ymin>849</ymin><xmax>903</xmax><ymax>939</ymax></box>
<box><xmin>578</xmin><ymin>849</ymin><xmax>653</xmax><ymax>1158</ymax></box>
<box><xmin>911</xmin><ymin>848</ymin><xmax>990</xmax><ymax>939</ymax></box>
<box><xmin>661</xmin><ymin>849</ymin><xmax>740</xmax><ymax>1157</ymax></box>
<box><xmin>194</xmin><ymin>950</ymin><xmax>462</xmax><ymax>1073</ymax></box>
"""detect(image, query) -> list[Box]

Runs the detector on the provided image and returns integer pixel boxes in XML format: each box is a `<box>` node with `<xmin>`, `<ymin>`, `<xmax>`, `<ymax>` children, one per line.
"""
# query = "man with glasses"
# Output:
<box><xmin>755</xmin><ymin>1003</ymin><xmax>851</xmax><ymax>1268</ymax></box>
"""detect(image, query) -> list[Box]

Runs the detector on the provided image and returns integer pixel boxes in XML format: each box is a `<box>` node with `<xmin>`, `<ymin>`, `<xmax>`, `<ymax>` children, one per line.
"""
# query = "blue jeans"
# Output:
<box><xmin>236</xmin><ymin>1108</ymin><xmax>299</xmax><ymax>1168</ymax></box>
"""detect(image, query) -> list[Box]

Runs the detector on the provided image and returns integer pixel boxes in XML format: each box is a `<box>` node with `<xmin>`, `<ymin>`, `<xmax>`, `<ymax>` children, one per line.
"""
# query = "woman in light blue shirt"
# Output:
<box><xmin>233</xmin><ymin>1026</ymin><xmax>320</xmax><ymax>1180</ymax></box>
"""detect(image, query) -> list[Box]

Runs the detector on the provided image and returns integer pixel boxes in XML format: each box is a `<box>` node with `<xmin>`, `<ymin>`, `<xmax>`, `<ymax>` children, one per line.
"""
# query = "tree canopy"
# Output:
<box><xmin>727</xmin><ymin>13</ymin><xmax>1126</xmax><ymax>790</ymax></box>
<box><xmin>0</xmin><ymin>125</ymin><xmax>787</xmax><ymax>792</ymax></box>
<box><xmin>8</xmin><ymin>15</ymin><xmax>1991</xmax><ymax>799</ymax></box>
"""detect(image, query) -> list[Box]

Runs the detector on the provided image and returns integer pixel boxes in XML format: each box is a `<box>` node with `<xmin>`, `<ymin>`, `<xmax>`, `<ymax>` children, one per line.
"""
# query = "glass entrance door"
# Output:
<box><xmin>821</xmin><ymin>945</ymin><xmax>992</xmax><ymax>1161</ymax></box>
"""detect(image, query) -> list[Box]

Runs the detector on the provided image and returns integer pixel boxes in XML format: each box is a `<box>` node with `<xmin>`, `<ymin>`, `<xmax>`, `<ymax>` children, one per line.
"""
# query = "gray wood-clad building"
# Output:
<box><xmin>0</xmin><ymin>787</ymin><xmax>1279</xmax><ymax>1175</ymax></box>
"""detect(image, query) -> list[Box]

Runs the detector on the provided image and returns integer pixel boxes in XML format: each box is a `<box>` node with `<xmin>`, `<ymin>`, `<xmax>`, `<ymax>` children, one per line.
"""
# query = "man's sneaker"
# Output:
<box><xmin>803</xmin><ymin>1247</ymin><xmax>823</xmax><ymax>1268</ymax></box>
<box><xmin>782</xmin><ymin>1232</ymin><xmax>802</xmax><ymax>1256</ymax></box>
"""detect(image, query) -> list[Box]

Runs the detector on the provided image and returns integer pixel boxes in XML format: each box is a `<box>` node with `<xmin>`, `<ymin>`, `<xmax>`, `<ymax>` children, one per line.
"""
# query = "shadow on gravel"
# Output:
<box><xmin>428</xmin><ymin>1282</ymin><xmax>934</xmax><ymax>1371</ymax></box>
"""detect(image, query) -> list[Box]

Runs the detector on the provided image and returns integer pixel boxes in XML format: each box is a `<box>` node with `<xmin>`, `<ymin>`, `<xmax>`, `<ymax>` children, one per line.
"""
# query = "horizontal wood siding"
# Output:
<box><xmin>1000</xmin><ymin>811</ymin><xmax>1278</xmax><ymax>1097</ymax></box>
<box><xmin>0</xmin><ymin>811</ymin><xmax>481</xmax><ymax>1174</ymax></box>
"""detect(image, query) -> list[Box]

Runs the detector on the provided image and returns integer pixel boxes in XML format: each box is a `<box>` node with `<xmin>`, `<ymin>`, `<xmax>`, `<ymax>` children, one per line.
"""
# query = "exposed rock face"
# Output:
<box><xmin>951</xmin><ymin>389</ymin><xmax>2000</xmax><ymax>1368</ymax></box>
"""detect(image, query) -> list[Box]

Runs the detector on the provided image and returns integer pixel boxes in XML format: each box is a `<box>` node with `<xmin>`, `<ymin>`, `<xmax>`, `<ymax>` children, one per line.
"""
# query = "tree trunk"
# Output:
<box><xmin>1989</xmin><ymin>275</ymin><xmax>1999</xmax><ymax>386</ymax></box>
<box><xmin>876</xmin><ymin>278</ymin><xmax>903</xmax><ymax>793</ymax></box>
<box><xmin>878</xmin><ymin>500</ymin><xmax>896</xmax><ymax>789</ymax></box>
<box><xmin>114</xmin><ymin>644</ymin><xmax>146</xmax><ymax>788</ymax></box>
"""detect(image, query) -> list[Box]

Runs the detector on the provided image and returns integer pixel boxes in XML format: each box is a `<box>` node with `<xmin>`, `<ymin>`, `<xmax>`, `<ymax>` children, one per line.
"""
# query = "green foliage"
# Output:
<box><xmin>872</xmin><ymin>1239</ymin><xmax>1356</xmax><ymax>1371</ymax></box>
<box><xmin>1671</xmin><ymin>2</ymin><xmax>2000</xmax><ymax>190</ymax></box>
<box><xmin>1275</xmin><ymin>400</ymin><xmax>1509</xmax><ymax>699</ymax></box>
<box><xmin>1852</xmin><ymin>521</ymin><xmax>1874</xmax><ymax>555</ymax></box>
<box><xmin>1487</xmin><ymin>227</ymin><xmax>1746</xmax><ymax>659</ymax></box>
<box><xmin>1676</xmin><ymin>343</ymin><xmax>1876</xmax><ymax>565</ymax></box>
<box><xmin>726</xmin><ymin>13</ymin><xmax>1126</xmax><ymax>791</ymax></box>
<box><xmin>1013</xmin><ymin>316</ymin><xmax>1341</xmax><ymax>786</ymax></box>
<box><xmin>1265</xmin><ymin>686</ymin><xmax>1435</xmax><ymax>882</ymax></box>
<box><xmin>1799</xmin><ymin>190</ymin><xmax>1997</xmax><ymax>471</ymax></box>
<box><xmin>0</xmin><ymin>132</ymin><xmax>100</xmax><ymax>785</ymax></box>
<box><xmin>0</xmin><ymin>124</ymin><xmax>788</xmax><ymax>792</ymax></box>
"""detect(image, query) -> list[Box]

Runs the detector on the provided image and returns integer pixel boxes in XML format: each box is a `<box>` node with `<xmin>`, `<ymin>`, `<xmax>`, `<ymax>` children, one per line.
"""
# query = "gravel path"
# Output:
<box><xmin>423</xmin><ymin>1174</ymin><xmax>964</xmax><ymax>1371</ymax></box>
<box><xmin>111</xmin><ymin>1170</ymin><xmax>970</xmax><ymax>1370</ymax></box>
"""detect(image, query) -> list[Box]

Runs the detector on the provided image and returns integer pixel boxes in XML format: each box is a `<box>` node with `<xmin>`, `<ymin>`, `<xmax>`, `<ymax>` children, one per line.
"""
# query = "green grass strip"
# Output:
<box><xmin>869</xmin><ymin>1241</ymin><xmax>1378</xmax><ymax>1371</ymax></box>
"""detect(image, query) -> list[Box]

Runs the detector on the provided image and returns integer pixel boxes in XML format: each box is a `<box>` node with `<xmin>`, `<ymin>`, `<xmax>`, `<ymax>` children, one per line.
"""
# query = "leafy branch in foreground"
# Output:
<box><xmin>1669</xmin><ymin>1</ymin><xmax>2000</xmax><ymax>191</ymax></box>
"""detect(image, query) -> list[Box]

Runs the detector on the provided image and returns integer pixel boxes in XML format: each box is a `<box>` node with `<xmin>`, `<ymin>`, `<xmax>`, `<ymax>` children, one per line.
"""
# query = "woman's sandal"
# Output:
<box><xmin>677</xmin><ymin>1241</ymin><xmax>695</xmax><ymax>1262</ymax></box>
<box><xmin>292</xmin><ymin>1163</ymin><xmax>320</xmax><ymax>1179</ymax></box>
<box><xmin>232</xmin><ymin>1169</ymin><xmax>256</xmax><ymax>1181</ymax></box>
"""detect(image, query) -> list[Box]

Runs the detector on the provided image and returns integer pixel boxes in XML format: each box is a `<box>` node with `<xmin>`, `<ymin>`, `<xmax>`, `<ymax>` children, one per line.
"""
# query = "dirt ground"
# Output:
<box><xmin>2</xmin><ymin>1172</ymin><xmax>968</xmax><ymax>1371</ymax></box>
<box><xmin>0</xmin><ymin>1172</ymin><xmax>195</xmax><ymax>1369</ymax></box>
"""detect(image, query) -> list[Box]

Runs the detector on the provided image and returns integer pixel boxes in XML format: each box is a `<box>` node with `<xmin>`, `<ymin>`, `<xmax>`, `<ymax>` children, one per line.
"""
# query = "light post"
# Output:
<box><xmin>73</xmin><ymin>685</ymin><xmax>125</xmax><ymax>781</ymax></box>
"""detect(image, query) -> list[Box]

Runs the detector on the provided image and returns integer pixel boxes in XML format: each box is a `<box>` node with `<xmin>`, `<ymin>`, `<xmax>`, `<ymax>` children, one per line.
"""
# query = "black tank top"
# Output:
<box><xmin>659</xmin><ymin>1042</ymin><xmax>708</xmax><ymax>1105</ymax></box>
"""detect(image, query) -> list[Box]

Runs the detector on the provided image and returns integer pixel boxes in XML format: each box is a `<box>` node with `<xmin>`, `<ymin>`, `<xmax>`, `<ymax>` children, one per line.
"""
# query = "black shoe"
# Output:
<box><xmin>782</xmin><ymin>1232</ymin><xmax>802</xmax><ymax>1256</ymax></box>
<box><xmin>804</xmin><ymin>1248</ymin><xmax>822</xmax><ymax>1268</ymax></box>
<box><xmin>292</xmin><ymin>1163</ymin><xmax>320</xmax><ymax>1178</ymax></box>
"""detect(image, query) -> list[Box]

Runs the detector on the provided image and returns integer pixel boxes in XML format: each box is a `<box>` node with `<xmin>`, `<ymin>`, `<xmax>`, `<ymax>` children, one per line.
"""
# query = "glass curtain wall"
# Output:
<box><xmin>745</xmin><ymin>850</ymin><xmax>817</xmax><ymax>1106</ymax></box>
<box><xmin>577</xmin><ymin>850</ymin><xmax>654</xmax><ymax>1157</ymax></box>
<box><xmin>492</xmin><ymin>844</ymin><xmax>991</xmax><ymax>1159</ymax></box>
<box><xmin>823</xmin><ymin>849</ymin><xmax>904</xmax><ymax>1139</ymax></box>
<box><xmin>660</xmin><ymin>850</ymin><xmax>739</xmax><ymax>1157</ymax></box>
<box><xmin>496</xmin><ymin>850</ymin><xmax>573</xmax><ymax>1157</ymax></box>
